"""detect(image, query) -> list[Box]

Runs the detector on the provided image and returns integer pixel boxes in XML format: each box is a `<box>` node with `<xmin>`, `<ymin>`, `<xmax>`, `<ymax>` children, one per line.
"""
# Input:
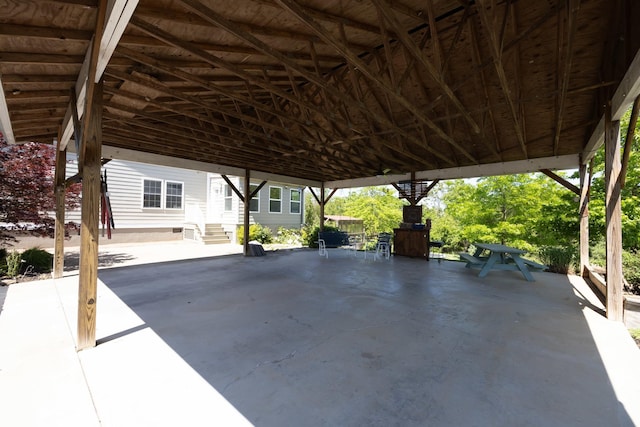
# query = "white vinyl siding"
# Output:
<box><xmin>65</xmin><ymin>156</ymin><xmax>206</xmax><ymax>229</ymax></box>
<box><xmin>269</xmin><ymin>186</ymin><xmax>282</xmax><ymax>213</ymax></box>
<box><xmin>289</xmin><ymin>189</ymin><xmax>301</xmax><ymax>214</ymax></box>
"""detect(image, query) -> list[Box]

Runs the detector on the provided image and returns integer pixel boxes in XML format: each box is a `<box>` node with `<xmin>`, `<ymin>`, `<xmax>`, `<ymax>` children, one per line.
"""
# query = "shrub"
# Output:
<box><xmin>623</xmin><ymin>249</ymin><xmax>640</xmax><ymax>294</ymax></box>
<box><xmin>303</xmin><ymin>225</ymin><xmax>339</xmax><ymax>248</ymax></box>
<box><xmin>238</xmin><ymin>223</ymin><xmax>273</xmax><ymax>244</ymax></box>
<box><xmin>538</xmin><ymin>246</ymin><xmax>575</xmax><ymax>274</ymax></box>
<box><xmin>6</xmin><ymin>251</ymin><xmax>22</xmax><ymax>277</ymax></box>
<box><xmin>274</xmin><ymin>227</ymin><xmax>302</xmax><ymax>246</ymax></box>
<box><xmin>21</xmin><ymin>247</ymin><xmax>53</xmax><ymax>273</ymax></box>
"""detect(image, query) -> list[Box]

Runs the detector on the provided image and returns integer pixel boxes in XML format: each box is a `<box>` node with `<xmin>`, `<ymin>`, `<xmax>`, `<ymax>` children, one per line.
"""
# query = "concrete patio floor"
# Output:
<box><xmin>1</xmin><ymin>243</ymin><xmax>639</xmax><ymax>426</ymax></box>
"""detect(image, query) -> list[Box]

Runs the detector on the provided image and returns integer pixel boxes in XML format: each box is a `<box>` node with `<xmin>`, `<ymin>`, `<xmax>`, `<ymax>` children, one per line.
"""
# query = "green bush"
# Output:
<box><xmin>303</xmin><ymin>225</ymin><xmax>339</xmax><ymax>248</ymax></box>
<box><xmin>274</xmin><ymin>227</ymin><xmax>302</xmax><ymax>245</ymax></box>
<box><xmin>21</xmin><ymin>248</ymin><xmax>53</xmax><ymax>274</ymax></box>
<box><xmin>623</xmin><ymin>249</ymin><xmax>640</xmax><ymax>294</ymax></box>
<box><xmin>238</xmin><ymin>223</ymin><xmax>273</xmax><ymax>244</ymax></box>
<box><xmin>6</xmin><ymin>251</ymin><xmax>22</xmax><ymax>277</ymax></box>
<box><xmin>538</xmin><ymin>246</ymin><xmax>575</xmax><ymax>274</ymax></box>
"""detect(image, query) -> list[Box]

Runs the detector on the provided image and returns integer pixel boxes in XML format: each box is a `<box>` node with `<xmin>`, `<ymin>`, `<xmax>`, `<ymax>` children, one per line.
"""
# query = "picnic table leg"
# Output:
<box><xmin>512</xmin><ymin>255</ymin><xmax>535</xmax><ymax>282</ymax></box>
<box><xmin>478</xmin><ymin>252</ymin><xmax>501</xmax><ymax>278</ymax></box>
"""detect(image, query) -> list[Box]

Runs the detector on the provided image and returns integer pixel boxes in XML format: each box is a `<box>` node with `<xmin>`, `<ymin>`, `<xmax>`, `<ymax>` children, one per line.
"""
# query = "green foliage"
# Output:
<box><xmin>303</xmin><ymin>225</ymin><xmax>339</xmax><ymax>248</ymax></box>
<box><xmin>6</xmin><ymin>251</ymin><xmax>22</xmax><ymax>277</ymax></box>
<box><xmin>273</xmin><ymin>227</ymin><xmax>302</xmax><ymax>246</ymax></box>
<box><xmin>237</xmin><ymin>223</ymin><xmax>273</xmax><ymax>244</ymax></box>
<box><xmin>538</xmin><ymin>246</ymin><xmax>575</xmax><ymax>274</ymax></box>
<box><xmin>325</xmin><ymin>187</ymin><xmax>403</xmax><ymax>235</ymax></box>
<box><xmin>441</xmin><ymin>173</ymin><xmax>580</xmax><ymax>251</ymax></box>
<box><xmin>21</xmin><ymin>247</ymin><xmax>53</xmax><ymax>273</ymax></box>
<box><xmin>622</xmin><ymin>250</ymin><xmax>640</xmax><ymax>294</ymax></box>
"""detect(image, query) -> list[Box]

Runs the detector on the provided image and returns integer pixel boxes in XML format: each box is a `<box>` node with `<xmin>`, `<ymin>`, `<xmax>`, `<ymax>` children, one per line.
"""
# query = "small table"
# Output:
<box><xmin>464</xmin><ymin>243</ymin><xmax>535</xmax><ymax>282</ymax></box>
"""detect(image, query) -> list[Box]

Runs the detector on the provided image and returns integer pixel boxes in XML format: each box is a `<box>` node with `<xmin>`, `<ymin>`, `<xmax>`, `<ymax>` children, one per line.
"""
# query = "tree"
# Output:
<box><xmin>0</xmin><ymin>136</ymin><xmax>81</xmax><ymax>244</ymax></box>
<box><xmin>442</xmin><ymin>174</ymin><xmax>575</xmax><ymax>251</ymax></box>
<box><xmin>334</xmin><ymin>187</ymin><xmax>403</xmax><ymax>235</ymax></box>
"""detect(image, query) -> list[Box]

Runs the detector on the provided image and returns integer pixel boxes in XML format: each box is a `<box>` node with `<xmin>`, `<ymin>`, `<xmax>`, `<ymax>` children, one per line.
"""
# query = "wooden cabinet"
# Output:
<box><xmin>393</xmin><ymin>228</ymin><xmax>430</xmax><ymax>260</ymax></box>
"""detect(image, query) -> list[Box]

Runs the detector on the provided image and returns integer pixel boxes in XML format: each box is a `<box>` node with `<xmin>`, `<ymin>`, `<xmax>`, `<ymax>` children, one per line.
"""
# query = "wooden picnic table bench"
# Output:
<box><xmin>460</xmin><ymin>243</ymin><xmax>546</xmax><ymax>282</ymax></box>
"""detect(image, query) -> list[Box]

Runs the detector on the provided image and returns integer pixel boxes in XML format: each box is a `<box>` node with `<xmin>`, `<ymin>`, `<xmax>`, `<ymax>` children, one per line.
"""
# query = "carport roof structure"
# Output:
<box><xmin>2</xmin><ymin>1</ymin><xmax>640</xmax><ymax>350</ymax></box>
<box><xmin>1</xmin><ymin>0</ymin><xmax>639</xmax><ymax>187</ymax></box>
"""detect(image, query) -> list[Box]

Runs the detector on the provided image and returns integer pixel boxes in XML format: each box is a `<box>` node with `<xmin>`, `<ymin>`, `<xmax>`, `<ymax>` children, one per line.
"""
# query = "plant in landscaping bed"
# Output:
<box><xmin>274</xmin><ymin>227</ymin><xmax>302</xmax><ymax>246</ymax></box>
<box><xmin>238</xmin><ymin>223</ymin><xmax>273</xmax><ymax>244</ymax></box>
<box><xmin>622</xmin><ymin>250</ymin><xmax>640</xmax><ymax>294</ymax></box>
<box><xmin>538</xmin><ymin>246</ymin><xmax>575</xmax><ymax>274</ymax></box>
<box><xmin>6</xmin><ymin>251</ymin><xmax>22</xmax><ymax>278</ymax></box>
<box><xmin>21</xmin><ymin>248</ymin><xmax>53</xmax><ymax>274</ymax></box>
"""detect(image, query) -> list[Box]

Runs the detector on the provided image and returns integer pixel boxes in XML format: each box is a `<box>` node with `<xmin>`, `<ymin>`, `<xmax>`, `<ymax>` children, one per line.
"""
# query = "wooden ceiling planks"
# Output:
<box><xmin>1</xmin><ymin>0</ymin><xmax>637</xmax><ymax>182</ymax></box>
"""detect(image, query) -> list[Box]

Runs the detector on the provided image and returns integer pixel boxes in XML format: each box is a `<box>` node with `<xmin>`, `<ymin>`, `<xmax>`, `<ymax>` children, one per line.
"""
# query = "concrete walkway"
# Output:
<box><xmin>1</xmin><ymin>243</ymin><xmax>639</xmax><ymax>426</ymax></box>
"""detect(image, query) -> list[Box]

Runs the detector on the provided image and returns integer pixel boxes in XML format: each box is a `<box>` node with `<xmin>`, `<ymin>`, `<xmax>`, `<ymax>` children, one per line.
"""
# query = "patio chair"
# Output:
<box><xmin>374</xmin><ymin>232</ymin><xmax>392</xmax><ymax>260</ymax></box>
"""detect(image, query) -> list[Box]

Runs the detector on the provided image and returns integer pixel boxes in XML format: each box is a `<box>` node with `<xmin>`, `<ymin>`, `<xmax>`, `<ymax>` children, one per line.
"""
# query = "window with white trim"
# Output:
<box><xmin>142</xmin><ymin>179</ymin><xmax>184</xmax><ymax>209</ymax></box>
<box><xmin>224</xmin><ymin>184</ymin><xmax>233</xmax><ymax>211</ymax></box>
<box><xmin>269</xmin><ymin>186</ymin><xmax>282</xmax><ymax>213</ymax></box>
<box><xmin>165</xmin><ymin>181</ymin><xmax>183</xmax><ymax>209</ymax></box>
<box><xmin>249</xmin><ymin>184</ymin><xmax>260</xmax><ymax>213</ymax></box>
<box><xmin>290</xmin><ymin>189</ymin><xmax>301</xmax><ymax>214</ymax></box>
<box><xmin>143</xmin><ymin>179</ymin><xmax>162</xmax><ymax>208</ymax></box>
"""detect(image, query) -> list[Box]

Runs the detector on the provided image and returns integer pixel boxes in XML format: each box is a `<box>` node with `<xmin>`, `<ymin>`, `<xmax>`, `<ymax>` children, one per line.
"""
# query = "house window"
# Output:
<box><xmin>143</xmin><ymin>179</ymin><xmax>162</xmax><ymax>208</ymax></box>
<box><xmin>290</xmin><ymin>189</ymin><xmax>301</xmax><ymax>214</ymax></box>
<box><xmin>224</xmin><ymin>184</ymin><xmax>233</xmax><ymax>211</ymax></box>
<box><xmin>165</xmin><ymin>181</ymin><xmax>183</xmax><ymax>209</ymax></box>
<box><xmin>249</xmin><ymin>184</ymin><xmax>260</xmax><ymax>213</ymax></box>
<box><xmin>269</xmin><ymin>186</ymin><xmax>282</xmax><ymax>213</ymax></box>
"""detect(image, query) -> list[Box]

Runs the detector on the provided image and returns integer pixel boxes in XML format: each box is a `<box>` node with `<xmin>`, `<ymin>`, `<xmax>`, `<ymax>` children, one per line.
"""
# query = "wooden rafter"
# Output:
<box><xmin>553</xmin><ymin>0</ymin><xmax>581</xmax><ymax>155</ymax></box>
<box><xmin>476</xmin><ymin>0</ymin><xmax>527</xmax><ymax>157</ymax></box>
<box><xmin>173</xmin><ymin>0</ymin><xmax>444</xmax><ymax>169</ymax></box>
<box><xmin>276</xmin><ymin>0</ymin><xmax>478</xmax><ymax>164</ymax></box>
<box><xmin>373</xmin><ymin>0</ymin><xmax>480</xmax><ymax>135</ymax></box>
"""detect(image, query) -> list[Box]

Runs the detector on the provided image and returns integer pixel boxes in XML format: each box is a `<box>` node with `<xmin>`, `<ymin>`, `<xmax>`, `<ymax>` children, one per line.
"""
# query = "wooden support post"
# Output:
<box><xmin>53</xmin><ymin>145</ymin><xmax>67</xmax><ymax>279</ymax></box>
<box><xmin>243</xmin><ymin>169</ymin><xmax>250</xmax><ymax>256</ymax></box>
<box><xmin>77</xmin><ymin>80</ymin><xmax>103</xmax><ymax>350</ymax></box>
<box><xmin>604</xmin><ymin>105</ymin><xmax>624</xmax><ymax>322</ymax></box>
<box><xmin>578</xmin><ymin>162</ymin><xmax>590</xmax><ymax>277</ymax></box>
<box><xmin>319</xmin><ymin>182</ymin><xmax>325</xmax><ymax>232</ymax></box>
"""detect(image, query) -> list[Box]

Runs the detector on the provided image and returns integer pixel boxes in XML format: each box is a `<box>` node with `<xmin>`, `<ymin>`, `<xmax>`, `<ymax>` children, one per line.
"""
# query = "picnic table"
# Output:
<box><xmin>459</xmin><ymin>243</ymin><xmax>545</xmax><ymax>282</ymax></box>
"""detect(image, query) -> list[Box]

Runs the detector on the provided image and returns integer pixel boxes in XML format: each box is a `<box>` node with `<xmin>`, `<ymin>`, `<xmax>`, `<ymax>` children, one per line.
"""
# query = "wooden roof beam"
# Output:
<box><xmin>476</xmin><ymin>0</ymin><xmax>527</xmax><ymax>158</ymax></box>
<box><xmin>58</xmin><ymin>0</ymin><xmax>138</xmax><ymax>150</ymax></box>
<box><xmin>128</xmin><ymin>17</ymin><xmax>343</xmax><ymax>142</ymax></box>
<box><xmin>275</xmin><ymin>0</ymin><xmax>478</xmax><ymax>164</ymax></box>
<box><xmin>553</xmin><ymin>0</ymin><xmax>581</xmax><ymax>155</ymax></box>
<box><xmin>114</xmin><ymin>46</ymin><xmax>340</xmax><ymax>147</ymax></box>
<box><xmin>373</xmin><ymin>0</ymin><xmax>481</xmax><ymax>135</ymax></box>
<box><xmin>582</xmin><ymin>47</ymin><xmax>640</xmax><ymax>163</ymax></box>
<box><xmin>172</xmin><ymin>0</ymin><xmax>443</xmax><ymax>169</ymax></box>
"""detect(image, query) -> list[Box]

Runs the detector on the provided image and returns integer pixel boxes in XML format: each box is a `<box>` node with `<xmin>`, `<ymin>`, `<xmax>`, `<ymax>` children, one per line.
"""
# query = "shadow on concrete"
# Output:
<box><xmin>64</xmin><ymin>251</ymin><xmax>136</xmax><ymax>271</ymax></box>
<box><xmin>98</xmin><ymin>250</ymin><xmax>635</xmax><ymax>426</ymax></box>
<box><xmin>0</xmin><ymin>283</ymin><xmax>7</xmax><ymax>315</ymax></box>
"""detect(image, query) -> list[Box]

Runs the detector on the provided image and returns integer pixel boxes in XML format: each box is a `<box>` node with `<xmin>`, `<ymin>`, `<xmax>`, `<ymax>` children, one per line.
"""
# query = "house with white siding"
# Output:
<box><xmin>65</xmin><ymin>157</ymin><xmax>305</xmax><ymax>244</ymax></box>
